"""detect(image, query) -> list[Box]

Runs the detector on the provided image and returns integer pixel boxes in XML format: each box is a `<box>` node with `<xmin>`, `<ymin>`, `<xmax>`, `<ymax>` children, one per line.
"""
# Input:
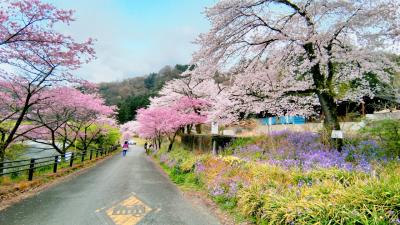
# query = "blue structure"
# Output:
<box><xmin>260</xmin><ymin>116</ymin><xmax>306</xmax><ymax>125</ymax></box>
<box><xmin>260</xmin><ymin>117</ymin><xmax>277</xmax><ymax>125</ymax></box>
<box><xmin>292</xmin><ymin>116</ymin><xmax>306</xmax><ymax>124</ymax></box>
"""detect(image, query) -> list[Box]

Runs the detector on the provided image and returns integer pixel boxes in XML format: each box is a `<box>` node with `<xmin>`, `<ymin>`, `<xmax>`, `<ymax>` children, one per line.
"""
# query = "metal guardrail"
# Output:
<box><xmin>0</xmin><ymin>145</ymin><xmax>119</xmax><ymax>181</ymax></box>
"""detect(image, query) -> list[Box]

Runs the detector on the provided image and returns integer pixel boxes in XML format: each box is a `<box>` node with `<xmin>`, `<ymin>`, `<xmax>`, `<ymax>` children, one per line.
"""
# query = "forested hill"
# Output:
<box><xmin>99</xmin><ymin>64</ymin><xmax>189</xmax><ymax>123</ymax></box>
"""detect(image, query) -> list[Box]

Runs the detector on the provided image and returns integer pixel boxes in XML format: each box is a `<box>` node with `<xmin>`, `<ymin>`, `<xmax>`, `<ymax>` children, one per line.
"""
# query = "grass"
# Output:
<box><xmin>151</xmin><ymin>143</ymin><xmax>250</xmax><ymax>224</ymax></box>
<box><xmin>151</xmin><ymin>135</ymin><xmax>400</xmax><ymax>225</ymax></box>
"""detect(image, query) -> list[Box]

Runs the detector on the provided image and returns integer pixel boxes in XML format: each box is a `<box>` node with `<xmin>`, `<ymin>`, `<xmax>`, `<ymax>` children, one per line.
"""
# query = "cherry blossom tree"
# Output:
<box><xmin>136</xmin><ymin>107</ymin><xmax>176</xmax><ymax>150</ymax></box>
<box><xmin>64</xmin><ymin>95</ymin><xmax>116</xmax><ymax>152</ymax></box>
<box><xmin>23</xmin><ymin>87</ymin><xmax>114</xmax><ymax>154</ymax></box>
<box><xmin>0</xmin><ymin>0</ymin><xmax>95</xmax><ymax>163</ymax></box>
<box><xmin>150</xmin><ymin>74</ymin><xmax>220</xmax><ymax>131</ymax></box>
<box><xmin>192</xmin><ymin>0</ymin><xmax>400</xmax><ymax>149</ymax></box>
<box><xmin>136</xmin><ymin>97</ymin><xmax>207</xmax><ymax>151</ymax></box>
<box><xmin>75</xmin><ymin>117</ymin><xmax>118</xmax><ymax>151</ymax></box>
<box><xmin>120</xmin><ymin>121</ymin><xmax>139</xmax><ymax>143</ymax></box>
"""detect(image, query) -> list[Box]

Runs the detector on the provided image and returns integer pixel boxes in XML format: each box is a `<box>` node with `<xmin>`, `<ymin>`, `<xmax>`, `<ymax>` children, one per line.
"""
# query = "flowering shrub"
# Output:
<box><xmin>154</xmin><ymin>132</ymin><xmax>400</xmax><ymax>224</ymax></box>
<box><xmin>232</xmin><ymin>131</ymin><xmax>388</xmax><ymax>173</ymax></box>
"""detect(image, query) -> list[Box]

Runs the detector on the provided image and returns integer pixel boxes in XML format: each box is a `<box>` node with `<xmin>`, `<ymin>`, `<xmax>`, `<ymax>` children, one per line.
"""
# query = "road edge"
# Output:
<box><xmin>0</xmin><ymin>153</ymin><xmax>117</xmax><ymax>211</ymax></box>
<box><xmin>146</xmin><ymin>154</ymin><xmax>237</xmax><ymax>225</ymax></box>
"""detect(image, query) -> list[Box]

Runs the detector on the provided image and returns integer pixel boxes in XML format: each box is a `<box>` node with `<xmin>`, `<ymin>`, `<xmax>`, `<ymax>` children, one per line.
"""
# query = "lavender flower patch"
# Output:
<box><xmin>194</xmin><ymin>161</ymin><xmax>206</xmax><ymax>174</ymax></box>
<box><xmin>159</xmin><ymin>153</ymin><xmax>177</xmax><ymax>168</ymax></box>
<box><xmin>210</xmin><ymin>185</ymin><xmax>224</xmax><ymax>197</ymax></box>
<box><xmin>233</xmin><ymin>131</ymin><xmax>386</xmax><ymax>173</ymax></box>
<box><xmin>208</xmin><ymin>178</ymin><xmax>241</xmax><ymax>198</ymax></box>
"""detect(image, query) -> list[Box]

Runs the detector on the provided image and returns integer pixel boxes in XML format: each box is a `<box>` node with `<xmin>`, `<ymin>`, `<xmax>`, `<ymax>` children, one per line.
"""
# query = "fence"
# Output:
<box><xmin>0</xmin><ymin>145</ymin><xmax>119</xmax><ymax>181</ymax></box>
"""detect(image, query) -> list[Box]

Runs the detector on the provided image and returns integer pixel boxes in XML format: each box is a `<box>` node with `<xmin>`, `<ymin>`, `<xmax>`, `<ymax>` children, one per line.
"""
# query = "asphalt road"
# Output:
<box><xmin>0</xmin><ymin>145</ymin><xmax>220</xmax><ymax>225</ymax></box>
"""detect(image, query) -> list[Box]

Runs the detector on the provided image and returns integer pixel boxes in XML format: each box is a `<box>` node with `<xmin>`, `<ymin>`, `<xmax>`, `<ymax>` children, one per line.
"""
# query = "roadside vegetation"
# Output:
<box><xmin>150</xmin><ymin>119</ymin><xmax>400</xmax><ymax>224</ymax></box>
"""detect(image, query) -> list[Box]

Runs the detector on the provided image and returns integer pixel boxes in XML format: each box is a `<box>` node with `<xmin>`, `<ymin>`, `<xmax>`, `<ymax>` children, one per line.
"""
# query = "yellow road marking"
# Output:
<box><xmin>104</xmin><ymin>195</ymin><xmax>152</xmax><ymax>225</ymax></box>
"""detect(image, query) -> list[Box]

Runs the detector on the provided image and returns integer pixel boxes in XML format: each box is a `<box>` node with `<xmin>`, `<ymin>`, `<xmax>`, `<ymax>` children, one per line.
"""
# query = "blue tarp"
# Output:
<box><xmin>260</xmin><ymin>116</ymin><xmax>306</xmax><ymax>125</ymax></box>
<box><xmin>292</xmin><ymin>116</ymin><xmax>306</xmax><ymax>124</ymax></box>
<box><xmin>260</xmin><ymin>117</ymin><xmax>277</xmax><ymax>125</ymax></box>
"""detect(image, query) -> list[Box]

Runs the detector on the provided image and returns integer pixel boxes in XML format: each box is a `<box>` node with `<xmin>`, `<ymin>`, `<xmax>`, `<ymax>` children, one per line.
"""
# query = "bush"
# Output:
<box><xmin>235</xmin><ymin>164</ymin><xmax>400</xmax><ymax>224</ymax></box>
<box><xmin>5</xmin><ymin>143</ymin><xmax>27</xmax><ymax>160</ymax></box>
<box><xmin>361</xmin><ymin>119</ymin><xmax>400</xmax><ymax>158</ymax></box>
<box><xmin>156</xmin><ymin>131</ymin><xmax>400</xmax><ymax>224</ymax></box>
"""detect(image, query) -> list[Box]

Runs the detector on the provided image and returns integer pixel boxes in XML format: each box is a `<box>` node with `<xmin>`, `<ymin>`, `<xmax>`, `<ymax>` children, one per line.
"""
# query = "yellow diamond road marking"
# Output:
<box><xmin>105</xmin><ymin>195</ymin><xmax>152</xmax><ymax>225</ymax></box>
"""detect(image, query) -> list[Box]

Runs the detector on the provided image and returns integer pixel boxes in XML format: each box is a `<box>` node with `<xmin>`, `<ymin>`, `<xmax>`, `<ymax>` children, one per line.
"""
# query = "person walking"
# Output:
<box><xmin>122</xmin><ymin>141</ymin><xmax>129</xmax><ymax>157</ymax></box>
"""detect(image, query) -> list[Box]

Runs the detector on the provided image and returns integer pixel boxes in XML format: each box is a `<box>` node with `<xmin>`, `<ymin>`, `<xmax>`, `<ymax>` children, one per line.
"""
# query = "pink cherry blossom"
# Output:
<box><xmin>188</xmin><ymin>0</ymin><xmax>400</xmax><ymax>142</ymax></box>
<box><xmin>0</xmin><ymin>0</ymin><xmax>95</xmax><ymax>160</ymax></box>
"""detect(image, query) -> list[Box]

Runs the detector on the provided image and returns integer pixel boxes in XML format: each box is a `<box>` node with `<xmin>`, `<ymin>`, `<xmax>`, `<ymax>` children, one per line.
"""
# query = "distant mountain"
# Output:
<box><xmin>99</xmin><ymin>64</ymin><xmax>189</xmax><ymax>123</ymax></box>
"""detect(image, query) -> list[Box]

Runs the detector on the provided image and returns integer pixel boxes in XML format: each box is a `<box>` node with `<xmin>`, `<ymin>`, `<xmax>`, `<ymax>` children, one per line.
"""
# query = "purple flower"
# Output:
<box><xmin>391</xmin><ymin>218</ymin><xmax>400</xmax><ymax>225</ymax></box>
<box><xmin>230</xmin><ymin>131</ymin><xmax>386</xmax><ymax>173</ymax></box>
<box><xmin>210</xmin><ymin>185</ymin><xmax>224</xmax><ymax>197</ymax></box>
<box><xmin>194</xmin><ymin>161</ymin><xmax>206</xmax><ymax>174</ymax></box>
<box><xmin>160</xmin><ymin>154</ymin><xmax>168</xmax><ymax>163</ymax></box>
<box><xmin>228</xmin><ymin>180</ymin><xmax>238</xmax><ymax>197</ymax></box>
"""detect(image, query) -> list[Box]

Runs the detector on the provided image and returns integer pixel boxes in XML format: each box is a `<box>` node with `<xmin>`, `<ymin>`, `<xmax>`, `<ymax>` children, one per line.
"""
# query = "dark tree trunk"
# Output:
<box><xmin>304</xmin><ymin>42</ymin><xmax>343</xmax><ymax>151</ymax></box>
<box><xmin>167</xmin><ymin>132</ymin><xmax>178</xmax><ymax>152</ymax></box>
<box><xmin>156</xmin><ymin>136</ymin><xmax>162</xmax><ymax>150</ymax></box>
<box><xmin>317</xmin><ymin>91</ymin><xmax>343</xmax><ymax>150</ymax></box>
<box><xmin>167</xmin><ymin>141</ymin><xmax>174</xmax><ymax>152</ymax></box>
<box><xmin>195</xmin><ymin>124</ymin><xmax>202</xmax><ymax>134</ymax></box>
<box><xmin>2</xmin><ymin>94</ymin><xmax>32</xmax><ymax>153</ymax></box>
<box><xmin>0</xmin><ymin>146</ymin><xmax>4</xmax><ymax>175</ymax></box>
<box><xmin>187</xmin><ymin>125</ymin><xmax>192</xmax><ymax>134</ymax></box>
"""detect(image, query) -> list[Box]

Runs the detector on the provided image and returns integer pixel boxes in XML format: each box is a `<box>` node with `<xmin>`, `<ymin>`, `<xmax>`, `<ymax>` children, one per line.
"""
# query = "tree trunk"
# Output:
<box><xmin>0</xmin><ymin>145</ymin><xmax>5</xmax><ymax>175</ymax></box>
<box><xmin>304</xmin><ymin>42</ymin><xmax>343</xmax><ymax>151</ymax></box>
<box><xmin>167</xmin><ymin>132</ymin><xmax>178</xmax><ymax>152</ymax></box>
<box><xmin>361</xmin><ymin>102</ymin><xmax>365</xmax><ymax>116</ymax></box>
<box><xmin>195</xmin><ymin>124</ymin><xmax>202</xmax><ymax>134</ymax></box>
<box><xmin>3</xmin><ymin>94</ymin><xmax>32</xmax><ymax>152</ymax></box>
<box><xmin>317</xmin><ymin>91</ymin><xmax>343</xmax><ymax>151</ymax></box>
<box><xmin>157</xmin><ymin>136</ymin><xmax>162</xmax><ymax>150</ymax></box>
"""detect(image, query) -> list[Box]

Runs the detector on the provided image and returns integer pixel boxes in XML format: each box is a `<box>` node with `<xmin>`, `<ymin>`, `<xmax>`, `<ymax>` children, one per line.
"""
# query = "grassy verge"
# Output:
<box><xmin>151</xmin><ymin>144</ymin><xmax>249</xmax><ymax>224</ymax></box>
<box><xmin>151</xmin><ymin>136</ymin><xmax>400</xmax><ymax>225</ymax></box>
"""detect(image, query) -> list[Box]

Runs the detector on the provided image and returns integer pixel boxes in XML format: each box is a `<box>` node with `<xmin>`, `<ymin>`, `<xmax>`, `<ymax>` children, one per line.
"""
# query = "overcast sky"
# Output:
<box><xmin>48</xmin><ymin>0</ymin><xmax>215</xmax><ymax>83</ymax></box>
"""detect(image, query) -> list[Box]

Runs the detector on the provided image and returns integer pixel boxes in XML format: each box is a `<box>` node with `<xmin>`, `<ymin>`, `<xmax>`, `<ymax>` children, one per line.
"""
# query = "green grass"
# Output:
<box><xmin>153</xmin><ymin>144</ymin><xmax>250</xmax><ymax>224</ymax></box>
<box><xmin>153</xmin><ymin>139</ymin><xmax>400</xmax><ymax>225</ymax></box>
<box><xmin>159</xmin><ymin>161</ymin><xmax>203</xmax><ymax>191</ymax></box>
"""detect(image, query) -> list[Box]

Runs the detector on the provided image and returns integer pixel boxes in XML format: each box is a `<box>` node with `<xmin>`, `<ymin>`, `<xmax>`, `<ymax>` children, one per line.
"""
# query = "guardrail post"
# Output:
<box><xmin>0</xmin><ymin>161</ymin><xmax>3</xmax><ymax>175</ymax></box>
<box><xmin>53</xmin><ymin>156</ymin><xmax>58</xmax><ymax>173</ymax></box>
<box><xmin>70</xmin><ymin>153</ymin><xmax>74</xmax><ymax>167</ymax></box>
<box><xmin>28</xmin><ymin>158</ymin><xmax>35</xmax><ymax>181</ymax></box>
<box><xmin>96</xmin><ymin>149</ymin><xmax>99</xmax><ymax>158</ymax></box>
<box><xmin>81</xmin><ymin>151</ymin><xmax>85</xmax><ymax>162</ymax></box>
<box><xmin>100</xmin><ymin>149</ymin><xmax>103</xmax><ymax>156</ymax></box>
<box><xmin>90</xmin><ymin>150</ymin><xmax>93</xmax><ymax>160</ymax></box>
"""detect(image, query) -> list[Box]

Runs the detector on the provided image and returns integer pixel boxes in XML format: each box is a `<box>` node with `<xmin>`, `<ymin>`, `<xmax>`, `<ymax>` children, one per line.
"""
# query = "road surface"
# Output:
<box><xmin>0</xmin><ymin>145</ymin><xmax>220</xmax><ymax>225</ymax></box>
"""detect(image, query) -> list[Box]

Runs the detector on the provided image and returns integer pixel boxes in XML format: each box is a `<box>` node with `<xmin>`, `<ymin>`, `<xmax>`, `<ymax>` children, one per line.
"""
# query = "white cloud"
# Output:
<box><xmin>49</xmin><ymin>0</ymin><xmax>210</xmax><ymax>83</ymax></box>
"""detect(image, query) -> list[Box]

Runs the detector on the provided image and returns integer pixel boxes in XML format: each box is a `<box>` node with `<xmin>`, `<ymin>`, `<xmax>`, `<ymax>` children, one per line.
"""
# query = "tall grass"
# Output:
<box><xmin>154</xmin><ymin>131</ymin><xmax>400</xmax><ymax>224</ymax></box>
